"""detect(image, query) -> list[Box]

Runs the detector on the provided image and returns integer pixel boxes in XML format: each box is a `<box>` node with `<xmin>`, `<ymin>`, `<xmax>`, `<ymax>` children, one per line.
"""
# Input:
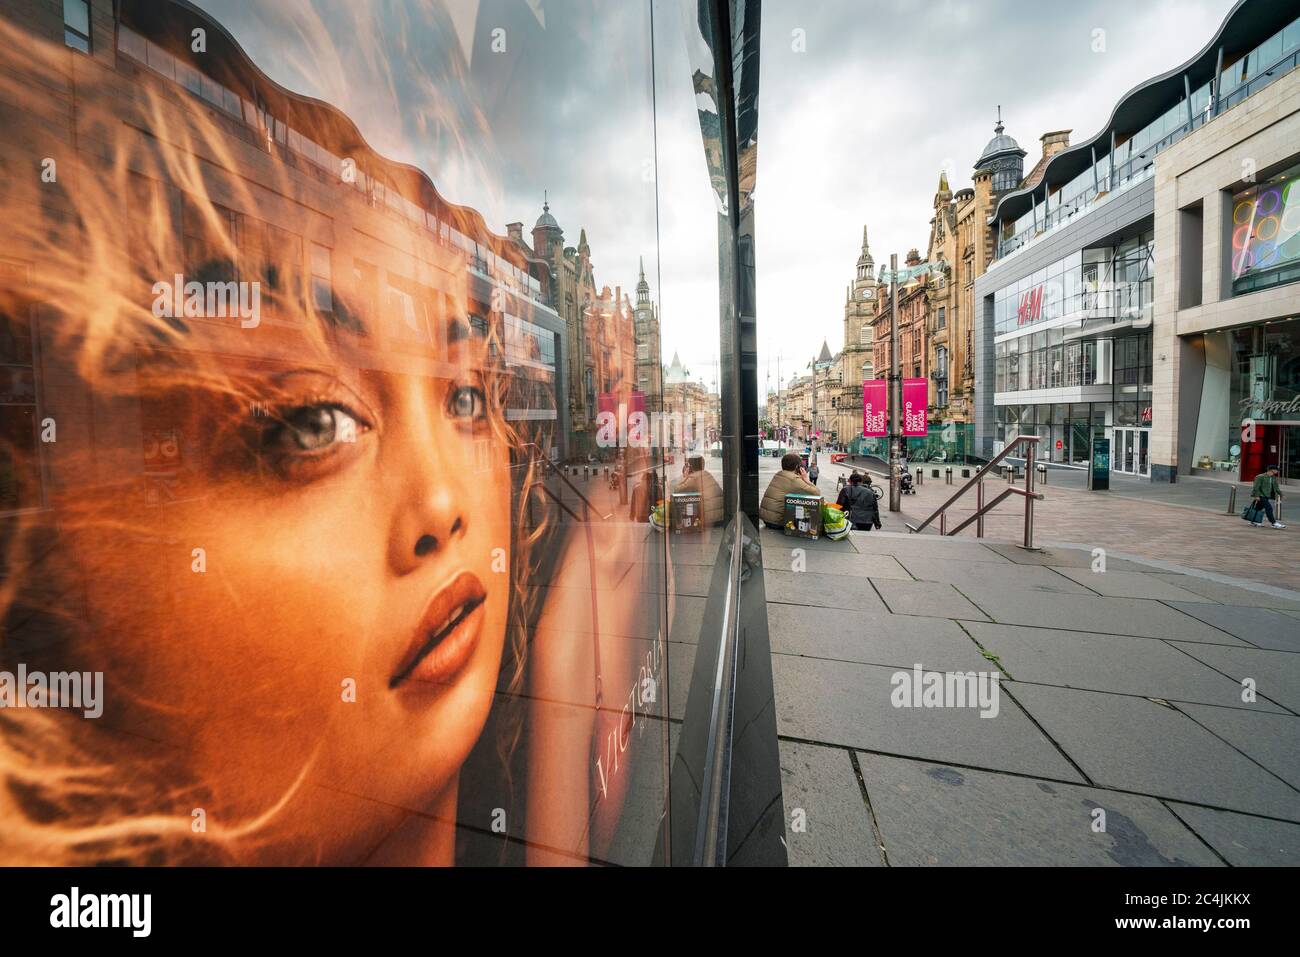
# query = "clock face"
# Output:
<box><xmin>860</xmin><ymin>287</ymin><xmax>875</xmax><ymax>300</ymax></box>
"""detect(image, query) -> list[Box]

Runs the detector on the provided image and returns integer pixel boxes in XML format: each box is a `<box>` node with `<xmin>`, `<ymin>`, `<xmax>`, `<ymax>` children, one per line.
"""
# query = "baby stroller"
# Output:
<box><xmin>899</xmin><ymin>469</ymin><xmax>915</xmax><ymax>495</ymax></box>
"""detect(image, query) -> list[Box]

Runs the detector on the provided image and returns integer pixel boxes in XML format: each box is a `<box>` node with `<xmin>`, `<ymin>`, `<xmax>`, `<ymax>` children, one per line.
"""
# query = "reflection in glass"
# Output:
<box><xmin>0</xmin><ymin>0</ymin><xmax>705</xmax><ymax>866</ymax></box>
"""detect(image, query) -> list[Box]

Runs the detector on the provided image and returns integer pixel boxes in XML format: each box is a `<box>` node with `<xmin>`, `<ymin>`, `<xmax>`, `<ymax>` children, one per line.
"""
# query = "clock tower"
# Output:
<box><xmin>844</xmin><ymin>225</ymin><xmax>876</xmax><ymax>372</ymax></box>
<box><xmin>832</xmin><ymin>226</ymin><xmax>877</xmax><ymax>450</ymax></box>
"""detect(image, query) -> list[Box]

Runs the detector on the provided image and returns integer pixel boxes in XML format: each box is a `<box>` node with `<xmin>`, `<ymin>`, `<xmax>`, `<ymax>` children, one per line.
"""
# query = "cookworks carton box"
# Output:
<box><xmin>783</xmin><ymin>493</ymin><xmax>823</xmax><ymax>539</ymax></box>
<box><xmin>670</xmin><ymin>491</ymin><xmax>703</xmax><ymax>533</ymax></box>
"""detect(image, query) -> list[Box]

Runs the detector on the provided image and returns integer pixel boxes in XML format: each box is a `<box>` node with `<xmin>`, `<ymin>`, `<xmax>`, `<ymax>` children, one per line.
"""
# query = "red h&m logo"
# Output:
<box><xmin>1017</xmin><ymin>285</ymin><xmax>1044</xmax><ymax>325</ymax></box>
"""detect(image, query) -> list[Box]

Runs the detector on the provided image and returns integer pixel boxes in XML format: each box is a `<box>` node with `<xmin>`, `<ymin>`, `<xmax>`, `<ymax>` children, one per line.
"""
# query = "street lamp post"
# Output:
<box><xmin>810</xmin><ymin>355</ymin><xmax>818</xmax><ymax>449</ymax></box>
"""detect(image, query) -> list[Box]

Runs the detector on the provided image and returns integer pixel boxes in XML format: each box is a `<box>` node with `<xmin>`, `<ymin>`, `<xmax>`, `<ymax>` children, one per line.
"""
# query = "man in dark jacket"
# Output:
<box><xmin>836</xmin><ymin>472</ymin><xmax>882</xmax><ymax>531</ymax></box>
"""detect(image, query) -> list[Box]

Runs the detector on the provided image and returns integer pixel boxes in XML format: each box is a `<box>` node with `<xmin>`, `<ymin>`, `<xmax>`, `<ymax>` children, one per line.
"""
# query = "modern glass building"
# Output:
<box><xmin>975</xmin><ymin>0</ymin><xmax>1300</xmax><ymax>481</ymax></box>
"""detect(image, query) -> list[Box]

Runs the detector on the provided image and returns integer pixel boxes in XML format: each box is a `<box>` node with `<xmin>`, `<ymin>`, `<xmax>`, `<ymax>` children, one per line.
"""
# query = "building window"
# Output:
<box><xmin>64</xmin><ymin>0</ymin><xmax>90</xmax><ymax>53</ymax></box>
<box><xmin>935</xmin><ymin>346</ymin><xmax>948</xmax><ymax>407</ymax></box>
<box><xmin>937</xmin><ymin>306</ymin><xmax>946</xmax><ymax>330</ymax></box>
<box><xmin>310</xmin><ymin>243</ymin><xmax>333</xmax><ymax>313</ymax></box>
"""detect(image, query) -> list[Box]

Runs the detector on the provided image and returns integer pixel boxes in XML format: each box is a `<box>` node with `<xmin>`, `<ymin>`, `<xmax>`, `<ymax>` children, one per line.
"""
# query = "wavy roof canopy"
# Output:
<box><xmin>991</xmin><ymin>0</ymin><xmax>1295</xmax><ymax>226</ymax></box>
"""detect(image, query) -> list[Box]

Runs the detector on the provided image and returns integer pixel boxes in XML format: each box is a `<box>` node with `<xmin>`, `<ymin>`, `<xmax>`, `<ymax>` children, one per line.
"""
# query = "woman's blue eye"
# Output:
<box><xmin>274</xmin><ymin>405</ymin><xmax>360</xmax><ymax>451</ymax></box>
<box><xmin>449</xmin><ymin>385</ymin><xmax>486</xmax><ymax>419</ymax></box>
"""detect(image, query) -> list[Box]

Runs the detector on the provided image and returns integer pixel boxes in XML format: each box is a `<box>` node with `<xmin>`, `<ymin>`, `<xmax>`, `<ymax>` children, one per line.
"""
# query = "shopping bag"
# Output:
<box><xmin>1241</xmin><ymin>501</ymin><xmax>1264</xmax><ymax>524</ymax></box>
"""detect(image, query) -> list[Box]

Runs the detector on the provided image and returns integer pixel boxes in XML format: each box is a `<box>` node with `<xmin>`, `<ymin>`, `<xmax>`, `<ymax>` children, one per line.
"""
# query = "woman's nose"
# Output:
<box><xmin>390</xmin><ymin>473</ymin><xmax>468</xmax><ymax>575</ymax></box>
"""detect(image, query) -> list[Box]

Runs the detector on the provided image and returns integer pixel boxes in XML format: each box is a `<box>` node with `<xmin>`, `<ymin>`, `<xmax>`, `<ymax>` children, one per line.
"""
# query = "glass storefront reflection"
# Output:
<box><xmin>0</xmin><ymin>0</ymin><xmax>774</xmax><ymax>866</ymax></box>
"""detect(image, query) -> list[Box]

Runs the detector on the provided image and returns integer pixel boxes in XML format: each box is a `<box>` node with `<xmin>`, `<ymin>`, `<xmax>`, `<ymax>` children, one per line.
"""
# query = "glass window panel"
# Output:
<box><xmin>175</xmin><ymin>58</ymin><xmax>202</xmax><ymax>95</ymax></box>
<box><xmin>201</xmin><ymin>73</ymin><xmax>225</xmax><ymax>106</ymax></box>
<box><xmin>146</xmin><ymin>41</ymin><xmax>176</xmax><ymax>79</ymax></box>
<box><xmin>117</xmin><ymin>25</ymin><xmax>145</xmax><ymax>60</ymax></box>
<box><xmin>64</xmin><ymin>0</ymin><xmax>90</xmax><ymax>35</ymax></box>
<box><xmin>1284</xmin><ymin>19</ymin><xmax>1300</xmax><ymax>54</ymax></box>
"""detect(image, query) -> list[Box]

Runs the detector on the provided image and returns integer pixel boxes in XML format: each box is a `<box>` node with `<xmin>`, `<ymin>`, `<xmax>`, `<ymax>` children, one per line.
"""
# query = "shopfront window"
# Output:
<box><xmin>0</xmin><ymin>0</ymin><xmax>770</xmax><ymax>867</ymax></box>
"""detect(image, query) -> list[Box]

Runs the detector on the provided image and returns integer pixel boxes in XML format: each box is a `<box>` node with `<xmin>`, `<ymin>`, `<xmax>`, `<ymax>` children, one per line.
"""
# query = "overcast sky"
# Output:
<box><xmin>192</xmin><ymin>0</ymin><xmax>1240</xmax><ymax>398</ymax></box>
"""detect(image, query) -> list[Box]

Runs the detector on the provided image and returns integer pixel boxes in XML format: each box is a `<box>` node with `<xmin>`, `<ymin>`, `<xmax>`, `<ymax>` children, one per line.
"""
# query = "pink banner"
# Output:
<box><xmin>862</xmin><ymin>380</ymin><xmax>887</xmax><ymax>437</ymax></box>
<box><xmin>903</xmin><ymin>378</ymin><xmax>928</xmax><ymax>436</ymax></box>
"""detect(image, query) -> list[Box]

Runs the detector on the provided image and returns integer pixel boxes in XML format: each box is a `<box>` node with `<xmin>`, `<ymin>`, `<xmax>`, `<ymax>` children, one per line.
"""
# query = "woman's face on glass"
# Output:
<box><xmin>67</xmin><ymin>306</ymin><xmax>513</xmax><ymax>861</ymax></box>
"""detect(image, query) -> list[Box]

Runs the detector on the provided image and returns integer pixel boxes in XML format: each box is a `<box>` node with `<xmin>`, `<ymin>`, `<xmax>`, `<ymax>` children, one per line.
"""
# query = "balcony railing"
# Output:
<box><xmin>996</xmin><ymin>45</ymin><xmax>1300</xmax><ymax>263</ymax></box>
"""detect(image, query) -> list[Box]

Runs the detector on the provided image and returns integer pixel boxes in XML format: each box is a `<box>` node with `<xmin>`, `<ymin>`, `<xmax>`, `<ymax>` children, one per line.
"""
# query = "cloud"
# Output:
<box><xmin>189</xmin><ymin>0</ymin><xmax>1238</xmax><ymax>402</ymax></box>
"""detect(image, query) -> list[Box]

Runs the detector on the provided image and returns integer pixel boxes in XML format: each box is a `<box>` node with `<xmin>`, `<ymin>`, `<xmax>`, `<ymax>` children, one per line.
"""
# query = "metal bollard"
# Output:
<box><xmin>584</xmin><ymin>466</ymin><xmax>589</xmax><ymax>481</ymax></box>
<box><xmin>1037</xmin><ymin>463</ymin><xmax>1048</xmax><ymax>485</ymax></box>
<box><xmin>1226</xmin><ymin>486</ymin><xmax>1237</xmax><ymax>515</ymax></box>
<box><xmin>945</xmin><ymin>466</ymin><xmax>953</xmax><ymax>485</ymax></box>
<box><xmin>915</xmin><ymin>467</ymin><xmax>923</xmax><ymax>486</ymax></box>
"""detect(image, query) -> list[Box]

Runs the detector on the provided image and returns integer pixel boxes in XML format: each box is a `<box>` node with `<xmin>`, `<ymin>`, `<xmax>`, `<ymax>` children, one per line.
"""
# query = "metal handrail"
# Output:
<box><xmin>905</xmin><ymin>435</ymin><xmax>1044</xmax><ymax>550</ymax></box>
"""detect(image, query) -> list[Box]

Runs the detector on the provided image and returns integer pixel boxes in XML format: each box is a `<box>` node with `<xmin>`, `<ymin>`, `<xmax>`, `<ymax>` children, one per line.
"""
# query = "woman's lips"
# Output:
<box><xmin>390</xmin><ymin>570</ymin><xmax>488</xmax><ymax>690</ymax></box>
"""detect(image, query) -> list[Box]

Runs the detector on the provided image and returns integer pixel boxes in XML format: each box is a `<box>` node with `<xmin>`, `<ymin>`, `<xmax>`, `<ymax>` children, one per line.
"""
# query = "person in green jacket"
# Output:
<box><xmin>1248</xmin><ymin>464</ymin><xmax>1286</xmax><ymax>529</ymax></box>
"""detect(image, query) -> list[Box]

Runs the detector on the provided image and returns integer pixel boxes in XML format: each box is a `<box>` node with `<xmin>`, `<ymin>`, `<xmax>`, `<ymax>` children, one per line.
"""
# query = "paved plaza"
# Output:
<box><xmin>764</xmin><ymin>526</ymin><xmax>1300</xmax><ymax>866</ymax></box>
<box><xmin>808</xmin><ymin>456</ymin><xmax>1299</xmax><ymax>589</ymax></box>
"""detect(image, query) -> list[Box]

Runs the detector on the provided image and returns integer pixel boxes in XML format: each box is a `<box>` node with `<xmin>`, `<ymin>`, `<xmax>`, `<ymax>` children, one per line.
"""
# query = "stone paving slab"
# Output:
<box><xmin>953</xmin><ymin>584</ymin><xmax>1250</xmax><ymax>644</ymax></box>
<box><xmin>667</xmin><ymin>595</ymin><xmax>707</xmax><ymax>645</ymax></box>
<box><xmin>661</xmin><ymin>542</ymin><xmax>726</xmax><ymax>566</ymax></box>
<box><xmin>668</xmin><ymin>642</ymin><xmax>694</xmax><ymax>722</ymax></box>
<box><xmin>961</xmin><ymin>622</ymin><xmax>1286</xmax><ymax>713</ymax></box>
<box><xmin>1163</xmin><ymin>602</ymin><xmax>1300</xmax><ymax>652</ymax></box>
<box><xmin>982</xmin><ymin>542</ymin><xmax>1164</xmax><ymax>573</ymax></box>
<box><xmin>779</xmin><ymin>740</ymin><xmax>882</xmax><ymax>866</ymax></box>
<box><xmin>1147</xmin><ymin>574</ymin><xmax>1300</xmax><ymax>610</ymax></box>
<box><xmin>858</xmin><ymin>753</ymin><xmax>1221</xmax><ymax>866</ymax></box>
<box><xmin>773</xmin><ymin>655</ymin><xmax>1083</xmax><ymax>782</ymax></box>
<box><xmin>871</xmin><ymin>579</ymin><xmax>991</xmax><ymax>621</ymax></box>
<box><xmin>1168</xmin><ymin>803</ymin><xmax>1300</xmax><ymax>866</ymax></box>
<box><xmin>760</xmin><ymin>530</ymin><xmax>863</xmax><ymax>552</ymax></box>
<box><xmin>1051</xmin><ymin>567</ymin><xmax>1217</xmax><ymax>602</ymax></box>
<box><xmin>888</xmin><ymin>555</ymin><xmax>1093</xmax><ymax>595</ymax></box>
<box><xmin>760</xmin><ymin>547</ymin><xmax>912</xmax><ymax>579</ymax></box>
<box><xmin>1006</xmin><ymin>682</ymin><xmax>1300</xmax><ymax>821</ymax></box>
<box><xmin>1171</xmin><ymin>643</ymin><xmax>1300</xmax><ymax>714</ymax></box>
<box><xmin>1175</xmin><ymin>703</ymin><xmax>1300</xmax><ymax>790</ymax></box>
<box><xmin>843</xmin><ymin>532</ymin><xmax>1014</xmax><ymax>564</ymax></box>
<box><xmin>763</xmin><ymin>569</ymin><xmax>890</xmax><ymax>612</ymax></box>
<box><xmin>767</xmin><ymin>602</ymin><xmax>991</xmax><ymax>672</ymax></box>
<box><xmin>668</xmin><ymin>564</ymin><xmax>713</xmax><ymax>597</ymax></box>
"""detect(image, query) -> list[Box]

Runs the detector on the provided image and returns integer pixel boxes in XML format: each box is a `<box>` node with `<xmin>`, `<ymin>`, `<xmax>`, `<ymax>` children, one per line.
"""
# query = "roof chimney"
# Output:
<box><xmin>1040</xmin><ymin>130</ymin><xmax>1071</xmax><ymax>162</ymax></box>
